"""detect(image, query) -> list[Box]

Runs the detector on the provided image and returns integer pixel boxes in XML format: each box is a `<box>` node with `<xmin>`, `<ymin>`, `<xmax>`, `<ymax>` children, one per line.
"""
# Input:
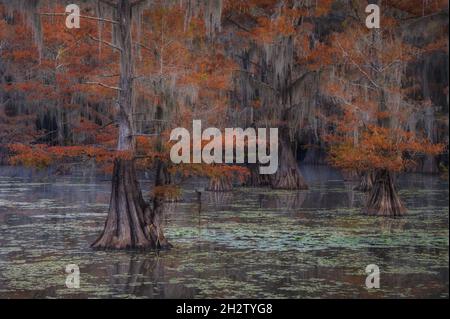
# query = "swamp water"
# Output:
<box><xmin>0</xmin><ymin>165</ymin><xmax>448</xmax><ymax>298</ymax></box>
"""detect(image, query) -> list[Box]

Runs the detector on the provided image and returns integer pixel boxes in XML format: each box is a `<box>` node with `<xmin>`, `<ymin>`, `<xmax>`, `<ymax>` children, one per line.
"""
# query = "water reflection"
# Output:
<box><xmin>377</xmin><ymin>218</ymin><xmax>407</xmax><ymax>234</ymax></box>
<box><xmin>105</xmin><ymin>254</ymin><xmax>196</xmax><ymax>299</ymax></box>
<box><xmin>0</xmin><ymin>165</ymin><xmax>448</xmax><ymax>298</ymax></box>
<box><xmin>204</xmin><ymin>191</ymin><xmax>235</xmax><ymax>207</ymax></box>
<box><xmin>259</xmin><ymin>192</ymin><xmax>307</xmax><ymax>211</ymax></box>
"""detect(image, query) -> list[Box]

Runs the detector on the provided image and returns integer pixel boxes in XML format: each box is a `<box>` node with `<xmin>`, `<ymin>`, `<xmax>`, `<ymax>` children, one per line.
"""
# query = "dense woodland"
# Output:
<box><xmin>0</xmin><ymin>0</ymin><xmax>448</xmax><ymax>249</ymax></box>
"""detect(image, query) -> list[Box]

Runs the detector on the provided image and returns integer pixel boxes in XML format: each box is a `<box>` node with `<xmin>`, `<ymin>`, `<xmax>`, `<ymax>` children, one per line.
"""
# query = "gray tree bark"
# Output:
<box><xmin>92</xmin><ymin>0</ymin><xmax>170</xmax><ymax>250</ymax></box>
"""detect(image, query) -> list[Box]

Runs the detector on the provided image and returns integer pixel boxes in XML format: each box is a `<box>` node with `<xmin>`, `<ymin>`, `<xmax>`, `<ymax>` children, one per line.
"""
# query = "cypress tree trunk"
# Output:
<box><xmin>355</xmin><ymin>171</ymin><xmax>374</xmax><ymax>192</ymax></box>
<box><xmin>154</xmin><ymin>159</ymin><xmax>182</xmax><ymax>202</ymax></box>
<box><xmin>245</xmin><ymin>164</ymin><xmax>271</xmax><ymax>187</ymax></box>
<box><xmin>92</xmin><ymin>158</ymin><xmax>170</xmax><ymax>249</ymax></box>
<box><xmin>207</xmin><ymin>175</ymin><xmax>233</xmax><ymax>192</ymax></box>
<box><xmin>342</xmin><ymin>170</ymin><xmax>359</xmax><ymax>181</ymax></box>
<box><xmin>150</xmin><ymin>189</ymin><xmax>172</xmax><ymax>249</ymax></box>
<box><xmin>270</xmin><ymin>134</ymin><xmax>308</xmax><ymax>190</ymax></box>
<box><xmin>152</xmin><ymin>105</ymin><xmax>181</xmax><ymax>202</ymax></box>
<box><xmin>92</xmin><ymin>0</ymin><xmax>170</xmax><ymax>250</ymax></box>
<box><xmin>363</xmin><ymin>170</ymin><xmax>406</xmax><ymax>217</ymax></box>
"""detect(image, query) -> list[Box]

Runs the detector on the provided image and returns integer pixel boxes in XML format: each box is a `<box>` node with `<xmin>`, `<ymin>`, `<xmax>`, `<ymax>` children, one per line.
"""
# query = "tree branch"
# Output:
<box><xmin>38</xmin><ymin>13</ymin><xmax>119</xmax><ymax>25</ymax></box>
<box><xmin>97</xmin><ymin>120</ymin><xmax>117</xmax><ymax>131</ymax></box>
<box><xmin>0</xmin><ymin>98</ymin><xmax>10</xmax><ymax>108</ymax></box>
<box><xmin>336</xmin><ymin>40</ymin><xmax>380</xmax><ymax>89</ymax></box>
<box><xmin>237</xmin><ymin>70</ymin><xmax>278</xmax><ymax>92</ymax></box>
<box><xmin>287</xmin><ymin>71</ymin><xmax>316</xmax><ymax>92</ymax></box>
<box><xmin>85</xmin><ymin>82</ymin><xmax>122</xmax><ymax>91</ymax></box>
<box><xmin>89</xmin><ymin>35</ymin><xmax>122</xmax><ymax>52</ymax></box>
<box><xmin>135</xmin><ymin>42</ymin><xmax>153</xmax><ymax>53</ymax></box>
<box><xmin>99</xmin><ymin>73</ymin><xmax>120</xmax><ymax>78</ymax></box>
<box><xmin>226</xmin><ymin>16</ymin><xmax>252</xmax><ymax>33</ymax></box>
<box><xmin>233</xmin><ymin>54</ymin><xmax>261</xmax><ymax>68</ymax></box>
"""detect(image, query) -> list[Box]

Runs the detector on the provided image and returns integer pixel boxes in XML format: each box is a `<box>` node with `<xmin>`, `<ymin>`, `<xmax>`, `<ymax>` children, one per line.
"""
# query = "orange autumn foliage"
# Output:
<box><xmin>327</xmin><ymin>125</ymin><xmax>444</xmax><ymax>173</ymax></box>
<box><xmin>7</xmin><ymin>143</ymin><xmax>127</xmax><ymax>171</ymax></box>
<box><xmin>321</xmin><ymin>4</ymin><xmax>447</xmax><ymax>176</ymax></box>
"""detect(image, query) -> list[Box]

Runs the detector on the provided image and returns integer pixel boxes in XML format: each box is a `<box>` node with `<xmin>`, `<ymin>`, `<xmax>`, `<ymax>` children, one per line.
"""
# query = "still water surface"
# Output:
<box><xmin>0</xmin><ymin>165</ymin><xmax>448</xmax><ymax>298</ymax></box>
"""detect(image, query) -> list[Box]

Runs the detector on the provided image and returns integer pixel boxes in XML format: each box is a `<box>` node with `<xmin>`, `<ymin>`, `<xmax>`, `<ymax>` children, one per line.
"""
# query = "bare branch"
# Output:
<box><xmin>233</xmin><ymin>54</ymin><xmax>261</xmax><ymax>68</ymax></box>
<box><xmin>287</xmin><ymin>71</ymin><xmax>316</xmax><ymax>92</ymax></box>
<box><xmin>0</xmin><ymin>98</ymin><xmax>10</xmax><ymax>108</ymax></box>
<box><xmin>336</xmin><ymin>40</ymin><xmax>380</xmax><ymax>89</ymax></box>
<box><xmin>226</xmin><ymin>16</ymin><xmax>251</xmax><ymax>33</ymax></box>
<box><xmin>55</xmin><ymin>37</ymin><xmax>86</xmax><ymax>62</ymax></box>
<box><xmin>38</xmin><ymin>13</ymin><xmax>118</xmax><ymax>24</ymax></box>
<box><xmin>97</xmin><ymin>121</ymin><xmax>117</xmax><ymax>131</ymax></box>
<box><xmin>237</xmin><ymin>70</ymin><xmax>278</xmax><ymax>92</ymax></box>
<box><xmin>85</xmin><ymin>82</ymin><xmax>122</xmax><ymax>91</ymax></box>
<box><xmin>401</xmin><ymin>10</ymin><xmax>448</xmax><ymax>24</ymax></box>
<box><xmin>99</xmin><ymin>73</ymin><xmax>120</xmax><ymax>78</ymax></box>
<box><xmin>89</xmin><ymin>35</ymin><xmax>122</xmax><ymax>52</ymax></box>
<box><xmin>379</xmin><ymin>60</ymin><xmax>402</xmax><ymax>73</ymax></box>
<box><xmin>135</xmin><ymin>42</ymin><xmax>153</xmax><ymax>53</ymax></box>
